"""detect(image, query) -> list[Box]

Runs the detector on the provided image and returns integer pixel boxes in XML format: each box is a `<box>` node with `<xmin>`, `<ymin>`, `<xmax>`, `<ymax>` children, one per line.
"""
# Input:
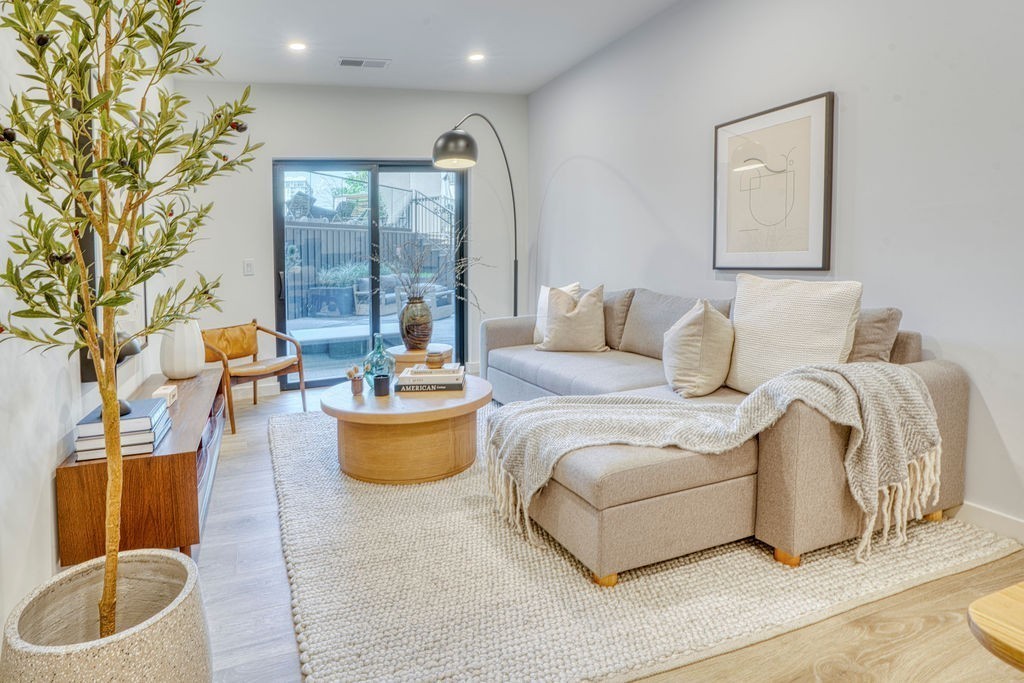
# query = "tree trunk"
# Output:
<box><xmin>97</xmin><ymin>315</ymin><xmax>123</xmax><ymax>638</ymax></box>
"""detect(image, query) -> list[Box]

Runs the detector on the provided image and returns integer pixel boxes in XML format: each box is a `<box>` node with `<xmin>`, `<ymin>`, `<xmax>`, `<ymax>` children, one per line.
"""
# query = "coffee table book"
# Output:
<box><xmin>394</xmin><ymin>365</ymin><xmax>466</xmax><ymax>392</ymax></box>
<box><xmin>395</xmin><ymin>379</ymin><xmax>465</xmax><ymax>392</ymax></box>
<box><xmin>75</xmin><ymin>397</ymin><xmax>167</xmax><ymax>438</ymax></box>
<box><xmin>74</xmin><ymin>411</ymin><xmax>173</xmax><ymax>461</ymax></box>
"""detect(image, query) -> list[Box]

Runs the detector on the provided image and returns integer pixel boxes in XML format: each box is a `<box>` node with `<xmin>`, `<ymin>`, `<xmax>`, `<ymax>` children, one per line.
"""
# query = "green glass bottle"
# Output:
<box><xmin>364</xmin><ymin>332</ymin><xmax>396</xmax><ymax>379</ymax></box>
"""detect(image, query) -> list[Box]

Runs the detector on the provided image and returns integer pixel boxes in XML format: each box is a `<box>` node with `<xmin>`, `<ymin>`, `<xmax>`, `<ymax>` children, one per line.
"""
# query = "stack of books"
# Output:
<box><xmin>395</xmin><ymin>364</ymin><xmax>466</xmax><ymax>392</ymax></box>
<box><xmin>74</xmin><ymin>398</ymin><xmax>172</xmax><ymax>461</ymax></box>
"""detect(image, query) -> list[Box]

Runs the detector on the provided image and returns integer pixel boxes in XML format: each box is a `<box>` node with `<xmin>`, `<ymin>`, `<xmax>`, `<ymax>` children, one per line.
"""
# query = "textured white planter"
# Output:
<box><xmin>1</xmin><ymin>549</ymin><xmax>212</xmax><ymax>682</ymax></box>
<box><xmin>160</xmin><ymin>319</ymin><xmax>205</xmax><ymax>379</ymax></box>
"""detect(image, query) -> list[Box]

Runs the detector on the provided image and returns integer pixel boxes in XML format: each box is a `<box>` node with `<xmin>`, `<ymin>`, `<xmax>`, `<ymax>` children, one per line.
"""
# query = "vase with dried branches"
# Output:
<box><xmin>0</xmin><ymin>0</ymin><xmax>259</xmax><ymax>675</ymax></box>
<box><xmin>377</xmin><ymin>228</ymin><xmax>479</xmax><ymax>350</ymax></box>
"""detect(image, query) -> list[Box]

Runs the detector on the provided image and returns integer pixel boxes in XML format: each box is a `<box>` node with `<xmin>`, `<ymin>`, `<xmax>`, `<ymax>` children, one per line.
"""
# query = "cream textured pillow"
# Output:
<box><xmin>533</xmin><ymin>282</ymin><xmax>581</xmax><ymax>343</ymax></box>
<box><xmin>537</xmin><ymin>285</ymin><xmax>608</xmax><ymax>352</ymax></box>
<box><xmin>663</xmin><ymin>300</ymin><xmax>734</xmax><ymax>398</ymax></box>
<box><xmin>726</xmin><ymin>274</ymin><xmax>863</xmax><ymax>393</ymax></box>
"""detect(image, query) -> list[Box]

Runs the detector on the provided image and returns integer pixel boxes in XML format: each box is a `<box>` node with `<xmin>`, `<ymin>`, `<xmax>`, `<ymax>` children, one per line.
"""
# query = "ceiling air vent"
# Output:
<box><xmin>338</xmin><ymin>57</ymin><xmax>391</xmax><ymax>69</ymax></box>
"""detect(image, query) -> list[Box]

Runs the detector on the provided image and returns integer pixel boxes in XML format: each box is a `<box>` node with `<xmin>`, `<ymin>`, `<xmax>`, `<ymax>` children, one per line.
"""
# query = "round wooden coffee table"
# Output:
<box><xmin>320</xmin><ymin>375</ymin><xmax>493</xmax><ymax>485</ymax></box>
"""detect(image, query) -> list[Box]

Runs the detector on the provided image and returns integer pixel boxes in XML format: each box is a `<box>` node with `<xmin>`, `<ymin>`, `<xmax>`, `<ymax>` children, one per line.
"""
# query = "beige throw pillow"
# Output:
<box><xmin>537</xmin><ymin>285</ymin><xmax>609</xmax><ymax>352</ymax></box>
<box><xmin>533</xmin><ymin>282</ymin><xmax>581</xmax><ymax>343</ymax></box>
<box><xmin>663</xmin><ymin>300</ymin><xmax>734</xmax><ymax>398</ymax></box>
<box><xmin>848</xmin><ymin>307</ymin><xmax>903</xmax><ymax>362</ymax></box>
<box><xmin>726</xmin><ymin>274</ymin><xmax>863</xmax><ymax>393</ymax></box>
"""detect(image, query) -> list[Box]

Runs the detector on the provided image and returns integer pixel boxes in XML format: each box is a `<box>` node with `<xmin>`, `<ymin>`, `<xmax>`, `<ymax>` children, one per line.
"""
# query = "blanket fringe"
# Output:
<box><xmin>487</xmin><ymin>444</ymin><xmax>539</xmax><ymax>543</ymax></box>
<box><xmin>855</xmin><ymin>446</ymin><xmax>941</xmax><ymax>562</ymax></box>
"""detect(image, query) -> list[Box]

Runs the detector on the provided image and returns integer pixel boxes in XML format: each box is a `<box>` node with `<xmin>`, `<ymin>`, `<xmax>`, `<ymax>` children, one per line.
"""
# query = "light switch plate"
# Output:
<box><xmin>242</xmin><ymin>258</ymin><xmax>255</xmax><ymax>276</ymax></box>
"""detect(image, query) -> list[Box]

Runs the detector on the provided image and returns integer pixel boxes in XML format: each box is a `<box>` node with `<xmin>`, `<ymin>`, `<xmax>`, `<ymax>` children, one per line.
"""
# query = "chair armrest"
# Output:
<box><xmin>255</xmin><ymin>323</ymin><xmax>302</xmax><ymax>359</ymax></box>
<box><xmin>754</xmin><ymin>359</ymin><xmax>969</xmax><ymax>557</ymax></box>
<box><xmin>479</xmin><ymin>315</ymin><xmax>537</xmax><ymax>379</ymax></box>
<box><xmin>203</xmin><ymin>341</ymin><xmax>229</xmax><ymax>366</ymax></box>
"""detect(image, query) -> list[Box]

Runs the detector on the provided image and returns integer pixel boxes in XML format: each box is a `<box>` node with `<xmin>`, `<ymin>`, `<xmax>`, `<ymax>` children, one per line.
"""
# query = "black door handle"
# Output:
<box><xmin>278</xmin><ymin>271</ymin><xmax>285</xmax><ymax>301</ymax></box>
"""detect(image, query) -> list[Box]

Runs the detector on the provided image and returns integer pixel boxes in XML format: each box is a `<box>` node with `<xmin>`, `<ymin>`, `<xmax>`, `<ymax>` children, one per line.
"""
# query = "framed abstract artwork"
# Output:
<box><xmin>713</xmin><ymin>92</ymin><xmax>835</xmax><ymax>270</ymax></box>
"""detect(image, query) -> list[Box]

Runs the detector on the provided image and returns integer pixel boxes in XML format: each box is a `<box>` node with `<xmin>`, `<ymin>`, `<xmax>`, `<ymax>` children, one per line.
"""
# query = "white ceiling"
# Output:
<box><xmin>182</xmin><ymin>0</ymin><xmax>682</xmax><ymax>94</ymax></box>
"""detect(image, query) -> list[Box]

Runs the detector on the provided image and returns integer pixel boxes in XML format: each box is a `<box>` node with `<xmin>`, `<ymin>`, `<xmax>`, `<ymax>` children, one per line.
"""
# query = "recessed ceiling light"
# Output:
<box><xmin>467</xmin><ymin>52</ymin><xmax>486</xmax><ymax>63</ymax></box>
<box><xmin>288</xmin><ymin>42</ymin><xmax>307</xmax><ymax>52</ymax></box>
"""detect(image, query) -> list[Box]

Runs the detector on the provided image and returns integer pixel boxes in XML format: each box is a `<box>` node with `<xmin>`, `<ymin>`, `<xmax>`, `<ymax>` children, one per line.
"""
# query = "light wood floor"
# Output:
<box><xmin>199</xmin><ymin>386</ymin><xmax>1024</xmax><ymax>682</ymax></box>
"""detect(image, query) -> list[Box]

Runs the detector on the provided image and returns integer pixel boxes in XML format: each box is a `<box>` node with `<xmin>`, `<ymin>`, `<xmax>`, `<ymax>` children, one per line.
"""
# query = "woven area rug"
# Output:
<box><xmin>268</xmin><ymin>405</ymin><xmax>1019</xmax><ymax>682</ymax></box>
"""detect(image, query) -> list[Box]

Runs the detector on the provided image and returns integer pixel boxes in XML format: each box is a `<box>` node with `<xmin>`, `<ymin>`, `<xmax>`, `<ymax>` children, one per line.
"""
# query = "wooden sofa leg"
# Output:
<box><xmin>773</xmin><ymin>548</ymin><xmax>801</xmax><ymax>567</ymax></box>
<box><xmin>924</xmin><ymin>510</ymin><xmax>943</xmax><ymax>522</ymax></box>
<box><xmin>591</xmin><ymin>572</ymin><xmax>618</xmax><ymax>587</ymax></box>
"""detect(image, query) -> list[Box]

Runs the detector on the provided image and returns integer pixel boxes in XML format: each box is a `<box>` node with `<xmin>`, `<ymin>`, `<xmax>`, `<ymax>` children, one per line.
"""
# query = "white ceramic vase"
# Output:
<box><xmin>1</xmin><ymin>549</ymin><xmax>212</xmax><ymax>682</ymax></box>
<box><xmin>160</xmin><ymin>319</ymin><xmax>205</xmax><ymax>379</ymax></box>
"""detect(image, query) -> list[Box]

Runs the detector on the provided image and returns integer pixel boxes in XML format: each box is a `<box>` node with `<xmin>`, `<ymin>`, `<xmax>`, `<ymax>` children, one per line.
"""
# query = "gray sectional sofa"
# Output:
<box><xmin>480</xmin><ymin>288</ymin><xmax>968</xmax><ymax>585</ymax></box>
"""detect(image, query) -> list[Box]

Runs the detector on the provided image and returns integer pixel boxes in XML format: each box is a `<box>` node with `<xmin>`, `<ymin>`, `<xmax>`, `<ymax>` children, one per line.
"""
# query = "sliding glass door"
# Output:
<box><xmin>272</xmin><ymin>160</ymin><xmax>466</xmax><ymax>389</ymax></box>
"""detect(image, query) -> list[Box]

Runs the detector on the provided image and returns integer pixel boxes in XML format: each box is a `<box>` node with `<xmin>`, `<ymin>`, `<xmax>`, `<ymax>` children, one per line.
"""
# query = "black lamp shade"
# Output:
<box><xmin>432</xmin><ymin>129</ymin><xmax>478</xmax><ymax>169</ymax></box>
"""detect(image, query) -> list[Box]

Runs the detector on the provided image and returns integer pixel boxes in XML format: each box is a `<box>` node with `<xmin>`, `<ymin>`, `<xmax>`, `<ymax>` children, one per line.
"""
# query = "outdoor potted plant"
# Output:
<box><xmin>313</xmin><ymin>262</ymin><xmax>362</xmax><ymax>316</ymax></box>
<box><xmin>0</xmin><ymin>0</ymin><xmax>259</xmax><ymax>678</ymax></box>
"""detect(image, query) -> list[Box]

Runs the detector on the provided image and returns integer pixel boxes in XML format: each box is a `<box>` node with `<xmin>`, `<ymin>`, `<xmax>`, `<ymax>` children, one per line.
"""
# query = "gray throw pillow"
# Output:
<box><xmin>848</xmin><ymin>308</ymin><xmax>903</xmax><ymax>362</ymax></box>
<box><xmin>603</xmin><ymin>289</ymin><xmax>636</xmax><ymax>350</ymax></box>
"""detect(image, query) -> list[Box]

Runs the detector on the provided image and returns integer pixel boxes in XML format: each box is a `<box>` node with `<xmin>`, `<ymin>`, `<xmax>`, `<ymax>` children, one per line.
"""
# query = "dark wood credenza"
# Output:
<box><xmin>56</xmin><ymin>368</ymin><xmax>226</xmax><ymax>566</ymax></box>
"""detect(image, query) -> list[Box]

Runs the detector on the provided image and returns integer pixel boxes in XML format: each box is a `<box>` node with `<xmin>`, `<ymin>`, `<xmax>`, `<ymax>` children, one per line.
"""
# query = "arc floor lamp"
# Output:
<box><xmin>432</xmin><ymin>113</ymin><xmax>519</xmax><ymax>316</ymax></box>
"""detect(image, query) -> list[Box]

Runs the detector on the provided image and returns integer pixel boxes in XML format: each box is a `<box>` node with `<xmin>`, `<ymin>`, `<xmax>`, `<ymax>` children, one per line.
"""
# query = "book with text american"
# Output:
<box><xmin>394</xmin><ymin>380</ymin><xmax>466</xmax><ymax>392</ymax></box>
<box><xmin>76</xmin><ymin>398</ymin><xmax>168</xmax><ymax>438</ymax></box>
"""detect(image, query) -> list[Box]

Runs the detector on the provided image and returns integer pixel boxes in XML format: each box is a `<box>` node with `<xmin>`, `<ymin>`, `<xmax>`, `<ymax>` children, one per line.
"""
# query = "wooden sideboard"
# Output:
<box><xmin>55</xmin><ymin>368</ymin><xmax>226</xmax><ymax>566</ymax></box>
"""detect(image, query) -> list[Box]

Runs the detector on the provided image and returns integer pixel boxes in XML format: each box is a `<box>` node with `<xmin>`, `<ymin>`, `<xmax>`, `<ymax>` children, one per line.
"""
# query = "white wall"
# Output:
<box><xmin>0</xmin><ymin>41</ymin><xmax>159</xmax><ymax>621</ymax></box>
<box><xmin>528</xmin><ymin>0</ymin><xmax>1024</xmax><ymax>524</ymax></box>
<box><xmin>172</xmin><ymin>81</ymin><xmax>528</xmax><ymax>366</ymax></box>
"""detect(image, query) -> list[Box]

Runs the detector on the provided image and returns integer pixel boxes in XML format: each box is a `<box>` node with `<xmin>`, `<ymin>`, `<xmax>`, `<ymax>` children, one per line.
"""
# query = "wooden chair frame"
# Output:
<box><xmin>203</xmin><ymin>320</ymin><xmax>307</xmax><ymax>433</ymax></box>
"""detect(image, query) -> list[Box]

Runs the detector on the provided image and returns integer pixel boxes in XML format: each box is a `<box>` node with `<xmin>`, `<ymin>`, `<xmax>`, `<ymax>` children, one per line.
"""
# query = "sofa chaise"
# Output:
<box><xmin>480</xmin><ymin>288</ymin><xmax>967</xmax><ymax>586</ymax></box>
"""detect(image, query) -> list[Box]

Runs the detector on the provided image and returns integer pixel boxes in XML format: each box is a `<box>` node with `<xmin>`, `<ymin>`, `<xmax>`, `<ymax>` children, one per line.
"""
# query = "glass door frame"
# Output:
<box><xmin>272</xmin><ymin>158</ymin><xmax>468</xmax><ymax>390</ymax></box>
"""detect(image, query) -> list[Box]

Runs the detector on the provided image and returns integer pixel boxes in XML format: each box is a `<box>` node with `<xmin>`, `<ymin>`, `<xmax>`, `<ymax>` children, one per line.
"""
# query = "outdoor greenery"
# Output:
<box><xmin>0</xmin><ymin>0</ymin><xmax>259</xmax><ymax>637</ymax></box>
<box><xmin>316</xmin><ymin>262</ymin><xmax>364</xmax><ymax>287</ymax></box>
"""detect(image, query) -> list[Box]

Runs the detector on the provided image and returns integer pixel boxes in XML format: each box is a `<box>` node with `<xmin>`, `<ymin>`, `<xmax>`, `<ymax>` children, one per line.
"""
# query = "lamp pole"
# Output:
<box><xmin>437</xmin><ymin>113</ymin><xmax>519</xmax><ymax>316</ymax></box>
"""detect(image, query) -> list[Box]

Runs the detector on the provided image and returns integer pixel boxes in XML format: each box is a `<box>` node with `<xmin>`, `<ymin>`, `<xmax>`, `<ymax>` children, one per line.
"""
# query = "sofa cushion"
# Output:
<box><xmin>533</xmin><ymin>281</ymin><xmax>580</xmax><ymax>343</ymax></box>
<box><xmin>848</xmin><ymin>307</ymin><xmax>903</xmax><ymax>363</ymax></box>
<box><xmin>612</xmin><ymin>384</ymin><xmax>748</xmax><ymax>405</ymax></box>
<box><xmin>619</xmin><ymin>289</ymin><xmax>731</xmax><ymax>360</ymax></box>
<box><xmin>663</xmin><ymin>300</ymin><xmax>734</xmax><ymax>398</ymax></box>
<box><xmin>488</xmin><ymin>345</ymin><xmax>665</xmax><ymax>395</ymax></box>
<box><xmin>726</xmin><ymin>274</ymin><xmax>863</xmax><ymax>393</ymax></box>
<box><xmin>537</xmin><ymin>285</ymin><xmax>608</xmax><ymax>352</ymax></box>
<box><xmin>603</xmin><ymin>289</ymin><xmax>636</xmax><ymax>349</ymax></box>
<box><xmin>552</xmin><ymin>437</ymin><xmax>757</xmax><ymax>510</ymax></box>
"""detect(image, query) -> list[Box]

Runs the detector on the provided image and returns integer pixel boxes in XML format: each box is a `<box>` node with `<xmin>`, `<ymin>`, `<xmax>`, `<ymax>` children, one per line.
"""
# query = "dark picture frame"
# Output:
<box><xmin>713</xmin><ymin>92</ymin><xmax>834</xmax><ymax>270</ymax></box>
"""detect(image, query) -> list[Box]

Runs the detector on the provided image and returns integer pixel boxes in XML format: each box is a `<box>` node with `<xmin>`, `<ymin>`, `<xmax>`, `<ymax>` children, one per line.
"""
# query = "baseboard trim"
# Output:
<box><xmin>950</xmin><ymin>502</ymin><xmax>1024</xmax><ymax>542</ymax></box>
<box><xmin>231</xmin><ymin>379</ymin><xmax>283</xmax><ymax>399</ymax></box>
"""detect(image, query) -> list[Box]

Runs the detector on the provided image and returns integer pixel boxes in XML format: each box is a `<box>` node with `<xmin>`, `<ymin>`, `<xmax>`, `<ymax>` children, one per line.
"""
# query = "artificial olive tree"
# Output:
<box><xmin>0</xmin><ymin>0</ymin><xmax>259</xmax><ymax>636</ymax></box>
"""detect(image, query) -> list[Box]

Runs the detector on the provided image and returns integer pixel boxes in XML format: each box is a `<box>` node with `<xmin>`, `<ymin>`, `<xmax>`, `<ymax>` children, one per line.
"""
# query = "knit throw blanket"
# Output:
<box><xmin>486</xmin><ymin>363</ymin><xmax>942</xmax><ymax>561</ymax></box>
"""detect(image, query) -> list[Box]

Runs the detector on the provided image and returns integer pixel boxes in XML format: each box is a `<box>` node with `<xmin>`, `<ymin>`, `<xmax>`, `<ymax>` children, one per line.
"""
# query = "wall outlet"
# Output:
<box><xmin>242</xmin><ymin>258</ymin><xmax>255</xmax><ymax>277</ymax></box>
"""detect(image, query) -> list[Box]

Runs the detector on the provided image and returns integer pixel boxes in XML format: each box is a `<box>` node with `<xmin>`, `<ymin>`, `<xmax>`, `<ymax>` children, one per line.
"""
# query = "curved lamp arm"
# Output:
<box><xmin>449</xmin><ymin>112</ymin><xmax>519</xmax><ymax>316</ymax></box>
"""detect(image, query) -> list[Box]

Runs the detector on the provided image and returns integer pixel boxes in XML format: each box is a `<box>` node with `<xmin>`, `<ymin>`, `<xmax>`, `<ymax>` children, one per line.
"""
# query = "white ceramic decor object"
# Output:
<box><xmin>1</xmin><ymin>549</ymin><xmax>212</xmax><ymax>682</ymax></box>
<box><xmin>160</xmin><ymin>319</ymin><xmax>205</xmax><ymax>379</ymax></box>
